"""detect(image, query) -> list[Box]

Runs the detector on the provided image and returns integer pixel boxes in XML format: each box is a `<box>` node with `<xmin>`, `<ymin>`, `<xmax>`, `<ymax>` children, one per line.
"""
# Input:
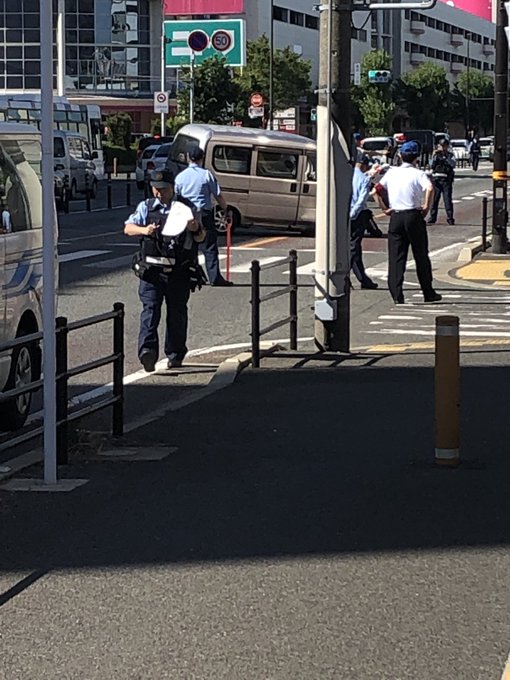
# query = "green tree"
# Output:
<box><xmin>352</xmin><ymin>50</ymin><xmax>395</xmax><ymax>135</ymax></box>
<box><xmin>105</xmin><ymin>112</ymin><xmax>132</xmax><ymax>149</ymax></box>
<box><xmin>395</xmin><ymin>63</ymin><xmax>451</xmax><ymax>130</ymax></box>
<box><xmin>177</xmin><ymin>54</ymin><xmax>242</xmax><ymax>124</ymax></box>
<box><xmin>234</xmin><ymin>35</ymin><xmax>312</xmax><ymax>122</ymax></box>
<box><xmin>453</xmin><ymin>69</ymin><xmax>494</xmax><ymax>134</ymax></box>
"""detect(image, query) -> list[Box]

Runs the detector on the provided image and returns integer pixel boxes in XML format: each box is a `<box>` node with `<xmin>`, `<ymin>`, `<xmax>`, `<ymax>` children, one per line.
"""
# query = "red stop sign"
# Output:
<box><xmin>250</xmin><ymin>92</ymin><xmax>264</xmax><ymax>107</ymax></box>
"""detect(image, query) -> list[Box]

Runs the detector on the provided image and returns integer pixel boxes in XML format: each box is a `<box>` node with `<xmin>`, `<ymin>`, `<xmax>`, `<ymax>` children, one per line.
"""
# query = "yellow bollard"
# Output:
<box><xmin>435</xmin><ymin>315</ymin><xmax>460</xmax><ymax>467</ymax></box>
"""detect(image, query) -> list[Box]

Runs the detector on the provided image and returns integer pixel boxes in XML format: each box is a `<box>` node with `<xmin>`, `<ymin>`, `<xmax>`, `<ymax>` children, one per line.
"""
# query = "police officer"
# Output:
<box><xmin>376</xmin><ymin>141</ymin><xmax>441</xmax><ymax>305</ymax></box>
<box><xmin>428</xmin><ymin>138</ymin><xmax>456</xmax><ymax>225</ymax></box>
<box><xmin>124</xmin><ymin>169</ymin><xmax>205</xmax><ymax>372</ymax></box>
<box><xmin>350</xmin><ymin>155</ymin><xmax>378</xmax><ymax>289</ymax></box>
<box><xmin>174</xmin><ymin>146</ymin><xmax>233</xmax><ymax>287</ymax></box>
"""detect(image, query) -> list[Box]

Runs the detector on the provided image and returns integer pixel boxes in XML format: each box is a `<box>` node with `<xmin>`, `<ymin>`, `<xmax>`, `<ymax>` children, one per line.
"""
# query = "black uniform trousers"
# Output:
<box><xmin>200</xmin><ymin>210</ymin><xmax>222</xmax><ymax>284</ymax></box>
<box><xmin>429</xmin><ymin>179</ymin><xmax>454</xmax><ymax>223</ymax></box>
<box><xmin>138</xmin><ymin>268</ymin><xmax>190</xmax><ymax>363</ymax></box>
<box><xmin>350</xmin><ymin>209</ymin><xmax>372</xmax><ymax>285</ymax></box>
<box><xmin>388</xmin><ymin>209</ymin><xmax>434</xmax><ymax>303</ymax></box>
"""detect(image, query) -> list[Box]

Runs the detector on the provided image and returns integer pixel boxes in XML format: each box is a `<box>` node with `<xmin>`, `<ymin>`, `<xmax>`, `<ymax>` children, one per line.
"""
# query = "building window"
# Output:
<box><xmin>273</xmin><ymin>6</ymin><xmax>288</xmax><ymax>22</ymax></box>
<box><xmin>358</xmin><ymin>28</ymin><xmax>367</xmax><ymax>42</ymax></box>
<box><xmin>305</xmin><ymin>14</ymin><xmax>318</xmax><ymax>29</ymax></box>
<box><xmin>371</xmin><ymin>34</ymin><xmax>377</xmax><ymax>49</ymax></box>
<box><xmin>289</xmin><ymin>10</ymin><xmax>304</xmax><ymax>26</ymax></box>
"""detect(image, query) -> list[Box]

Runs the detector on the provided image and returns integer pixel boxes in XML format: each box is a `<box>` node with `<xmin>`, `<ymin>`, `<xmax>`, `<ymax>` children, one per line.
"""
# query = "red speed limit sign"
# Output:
<box><xmin>211</xmin><ymin>30</ymin><xmax>232</xmax><ymax>52</ymax></box>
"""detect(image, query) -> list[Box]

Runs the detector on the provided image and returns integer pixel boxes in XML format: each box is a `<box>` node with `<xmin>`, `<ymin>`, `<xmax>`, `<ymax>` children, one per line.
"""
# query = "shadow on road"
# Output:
<box><xmin>1</xmin><ymin>363</ymin><xmax>509</xmax><ymax>572</ymax></box>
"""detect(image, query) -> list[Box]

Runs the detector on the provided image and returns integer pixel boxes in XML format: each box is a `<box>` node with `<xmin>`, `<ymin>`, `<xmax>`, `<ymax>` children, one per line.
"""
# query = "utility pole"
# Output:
<box><xmin>269</xmin><ymin>0</ymin><xmax>274</xmax><ymax>130</ymax></box>
<box><xmin>492</xmin><ymin>0</ymin><xmax>508</xmax><ymax>254</ymax></box>
<box><xmin>189</xmin><ymin>51</ymin><xmax>195</xmax><ymax>124</ymax></box>
<box><xmin>160</xmin><ymin>20</ymin><xmax>166</xmax><ymax>135</ymax></box>
<box><xmin>314</xmin><ymin>0</ymin><xmax>352</xmax><ymax>352</ymax></box>
<box><xmin>466</xmin><ymin>32</ymin><xmax>470</xmax><ymax>135</ymax></box>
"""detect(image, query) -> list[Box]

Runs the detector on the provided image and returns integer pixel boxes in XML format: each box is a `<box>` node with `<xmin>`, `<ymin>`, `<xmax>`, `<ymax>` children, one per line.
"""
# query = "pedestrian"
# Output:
<box><xmin>1</xmin><ymin>204</ymin><xmax>12</xmax><ymax>233</ymax></box>
<box><xmin>124</xmin><ymin>169</ymin><xmax>206</xmax><ymax>373</ymax></box>
<box><xmin>428</xmin><ymin>138</ymin><xmax>456</xmax><ymax>225</ymax></box>
<box><xmin>350</xmin><ymin>155</ymin><xmax>378</xmax><ymax>290</ymax></box>
<box><xmin>174</xmin><ymin>145</ymin><xmax>233</xmax><ymax>287</ymax></box>
<box><xmin>375</xmin><ymin>140</ymin><xmax>441</xmax><ymax>305</ymax></box>
<box><xmin>353</xmin><ymin>132</ymin><xmax>364</xmax><ymax>162</ymax></box>
<box><xmin>469</xmin><ymin>137</ymin><xmax>481</xmax><ymax>171</ymax></box>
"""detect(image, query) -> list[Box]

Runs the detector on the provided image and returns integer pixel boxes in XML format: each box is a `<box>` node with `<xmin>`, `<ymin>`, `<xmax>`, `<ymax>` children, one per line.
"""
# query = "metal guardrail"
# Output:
<box><xmin>59</xmin><ymin>173</ymin><xmax>134</xmax><ymax>214</ymax></box>
<box><xmin>250</xmin><ymin>250</ymin><xmax>298</xmax><ymax>368</ymax></box>
<box><xmin>0</xmin><ymin>302</ymin><xmax>125</xmax><ymax>464</ymax></box>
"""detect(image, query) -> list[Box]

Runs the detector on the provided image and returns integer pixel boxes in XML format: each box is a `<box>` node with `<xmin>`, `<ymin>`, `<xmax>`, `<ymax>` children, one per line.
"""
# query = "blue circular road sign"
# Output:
<box><xmin>188</xmin><ymin>30</ymin><xmax>209</xmax><ymax>52</ymax></box>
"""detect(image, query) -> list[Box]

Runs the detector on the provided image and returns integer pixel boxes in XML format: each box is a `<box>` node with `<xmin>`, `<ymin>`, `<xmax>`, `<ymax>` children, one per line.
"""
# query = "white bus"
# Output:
<box><xmin>0</xmin><ymin>94</ymin><xmax>104</xmax><ymax>178</ymax></box>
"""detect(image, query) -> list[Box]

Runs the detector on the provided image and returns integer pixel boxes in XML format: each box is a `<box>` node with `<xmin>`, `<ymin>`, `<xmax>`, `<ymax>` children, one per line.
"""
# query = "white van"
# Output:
<box><xmin>0</xmin><ymin>123</ymin><xmax>57</xmax><ymax>429</ymax></box>
<box><xmin>168</xmin><ymin>124</ymin><xmax>316</xmax><ymax>234</ymax></box>
<box><xmin>54</xmin><ymin>130</ymin><xmax>98</xmax><ymax>200</ymax></box>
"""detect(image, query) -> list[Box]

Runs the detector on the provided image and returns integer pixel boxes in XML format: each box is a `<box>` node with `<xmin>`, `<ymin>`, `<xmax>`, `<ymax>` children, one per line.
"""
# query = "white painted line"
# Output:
<box><xmin>85</xmin><ymin>255</ymin><xmax>132</xmax><ymax>270</ymax></box>
<box><xmin>59</xmin><ymin>250</ymin><xmax>109</xmax><ymax>263</ymax></box>
<box><xmin>284</xmin><ymin>261</ymin><xmax>315</xmax><ymax>276</ymax></box>
<box><xmin>452</xmin><ymin>200</ymin><xmax>461</xmax><ymax>204</ymax></box>
<box><xmin>230</xmin><ymin>255</ymin><xmax>283</xmax><ymax>274</ymax></box>
<box><xmin>65</xmin><ymin>230</ymin><xmax>123</xmax><ymax>243</ymax></box>
<box><xmin>369</xmin><ymin>329</ymin><xmax>510</xmax><ymax>337</ymax></box>
<box><xmin>461</xmin><ymin>196</ymin><xmax>476</xmax><ymax>200</ymax></box>
<box><xmin>378</xmin><ymin>315</ymin><xmax>423</xmax><ymax>320</ymax></box>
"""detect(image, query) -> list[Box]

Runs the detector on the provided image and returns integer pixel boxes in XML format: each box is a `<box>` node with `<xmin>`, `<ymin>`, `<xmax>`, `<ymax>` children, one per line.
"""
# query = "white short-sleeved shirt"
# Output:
<box><xmin>378</xmin><ymin>163</ymin><xmax>432</xmax><ymax>211</ymax></box>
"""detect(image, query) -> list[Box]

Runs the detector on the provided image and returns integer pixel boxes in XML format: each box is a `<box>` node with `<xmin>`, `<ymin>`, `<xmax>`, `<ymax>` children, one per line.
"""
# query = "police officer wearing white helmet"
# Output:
<box><xmin>376</xmin><ymin>140</ymin><xmax>442</xmax><ymax>305</ymax></box>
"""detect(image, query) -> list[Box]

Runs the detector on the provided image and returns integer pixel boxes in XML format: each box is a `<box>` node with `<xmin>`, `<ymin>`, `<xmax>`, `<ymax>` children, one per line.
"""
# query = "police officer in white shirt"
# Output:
<box><xmin>377</xmin><ymin>141</ymin><xmax>442</xmax><ymax>305</ymax></box>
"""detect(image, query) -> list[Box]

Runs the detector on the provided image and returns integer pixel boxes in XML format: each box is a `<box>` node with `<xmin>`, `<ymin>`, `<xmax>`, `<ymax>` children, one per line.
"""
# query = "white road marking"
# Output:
<box><xmin>461</xmin><ymin>196</ymin><xmax>476</xmax><ymax>200</ymax></box>
<box><xmin>85</xmin><ymin>255</ymin><xmax>132</xmax><ymax>270</ymax></box>
<box><xmin>59</xmin><ymin>250</ymin><xmax>109</xmax><ymax>263</ymax></box>
<box><xmin>229</xmin><ymin>255</ymin><xmax>284</xmax><ymax>274</ymax></box>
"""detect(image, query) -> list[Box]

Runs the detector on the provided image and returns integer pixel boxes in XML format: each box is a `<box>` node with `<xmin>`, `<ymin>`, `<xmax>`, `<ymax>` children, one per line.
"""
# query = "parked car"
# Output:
<box><xmin>168</xmin><ymin>124</ymin><xmax>316</xmax><ymax>235</ymax></box>
<box><xmin>360</xmin><ymin>136</ymin><xmax>396</xmax><ymax>158</ymax></box>
<box><xmin>136</xmin><ymin>135</ymin><xmax>174</xmax><ymax>163</ymax></box>
<box><xmin>479</xmin><ymin>136</ymin><xmax>494</xmax><ymax>160</ymax></box>
<box><xmin>135</xmin><ymin>144</ymin><xmax>158</xmax><ymax>189</ymax></box>
<box><xmin>450</xmin><ymin>138</ymin><xmax>470</xmax><ymax>161</ymax></box>
<box><xmin>54</xmin><ymin>130</ymin><xmax>98</xmax><ymax>200</ymax></box>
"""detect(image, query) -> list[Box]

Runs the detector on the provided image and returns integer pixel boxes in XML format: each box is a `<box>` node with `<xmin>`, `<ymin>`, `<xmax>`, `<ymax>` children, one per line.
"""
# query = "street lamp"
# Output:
<box><xmin>466</xmin><ymin>31</ymin><xmax>470</xmax><ymax>136</ymax></box>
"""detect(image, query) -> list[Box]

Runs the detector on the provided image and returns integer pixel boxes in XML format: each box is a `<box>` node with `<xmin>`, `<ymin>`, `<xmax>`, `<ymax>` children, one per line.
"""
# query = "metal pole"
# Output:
<box><xmin>251</xmin><ymin>260</ymin><xmax>261</xmax><ymax>368</ymax></box>
<box><xmin>160</xmin><ymin>18</ymin><xmax>166</xmax><ymax>135</ymax></box>
<box><xmin>269</xmin><ymin>0</ymin><xmax>274</xmax><ymax>130</ymax></box>
<box><xmin>289</xmin><ymin>249</ymin><xmax>298</xmax><ymax>350</ymax></box>
<box><xmin>126</xmin><ymin>172</ymin><xmax>131</xmax><ymax>206</ymax></box>
<box><xmin>107</xmin><ymin>172</ymin><xmax>112</xmax><ymax>209</ymax></box>
<box><xmin>492</xmin><ymin>0</ymin><xmax>508</xmax><ymax>254</ymax></box>
<box><xmin>314</xmin><ymin>0</ymin><xmax>351</xmax><ymax>352</ymax></box>
<box><xmin>41</xmin><ymin>0</ymin><xmax>57</xmax><ymax>484</ymax></box>
<box><xmin>482</xmin><ymin>196</ymin><xmax>488</xmax><ymax>251</ymax></box>
<box><xmin>466</xmin><ymin>33</ymin><xmax>470</xmax><ymax>136</ymax></box>
<box><xmin>434</xmin><ymin>315</ymin><xmax>460</xmax><ymax>467</ymax></box>
<box><xmin>55</xmin><ymin>317</ymin><xmax>68</xmax><ymax>465</ymax></box>
<box><xmin>226</xmin><ymin>214</ymin><xmax>232</xmax><ymax>282</ymax></box>
<box><xmin>112</xmin><ymin>302</ymin><xmax>125</xmax><ymax>438</ymax></box>
<box><xmin>57</xmin><ymin>0</ymin><xmax>65</xmax><ymax>97</ymax></box>
<box><xmin>189</xmin><ymin>51</ymin><xmax>195</xmax><ymax>124</ymax></box>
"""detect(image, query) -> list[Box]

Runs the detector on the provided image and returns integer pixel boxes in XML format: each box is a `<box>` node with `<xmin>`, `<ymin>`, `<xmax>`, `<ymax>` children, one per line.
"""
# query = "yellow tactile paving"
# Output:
<box><xmin>455</xmin><ymin>258</ymin><xmax>510</xmax><ymax>282</ymax></box>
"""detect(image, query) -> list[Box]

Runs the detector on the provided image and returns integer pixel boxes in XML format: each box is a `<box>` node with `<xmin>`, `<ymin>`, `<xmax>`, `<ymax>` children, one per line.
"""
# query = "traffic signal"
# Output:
<box><xmin>368</xmin><ymin>70</ymin><xmax>391</xmax><ymax>84</ymax></box>
<box><xmin>310</xmin><ymin>108</ymin><xmax>317</xmax><ymax>122</ymax></box>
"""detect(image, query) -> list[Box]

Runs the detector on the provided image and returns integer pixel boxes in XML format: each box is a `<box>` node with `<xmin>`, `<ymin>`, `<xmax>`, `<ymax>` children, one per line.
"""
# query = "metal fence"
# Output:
<box><xmin>0</xmin><ymin>303</ymin><xmax>125</xmax><ymax>464</ymax></box>
<box><xmin>250</xmin><ymin>250</ymin><xmax>298</xmax><ymax>368</ymax></box>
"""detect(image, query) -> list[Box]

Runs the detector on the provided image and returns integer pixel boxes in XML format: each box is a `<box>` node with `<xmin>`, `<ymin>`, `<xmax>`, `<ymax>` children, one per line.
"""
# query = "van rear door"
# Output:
<box><xmin>247</xmin><ymin>146</ymin><xmax>301</xmax><ymax>225</ymax></box>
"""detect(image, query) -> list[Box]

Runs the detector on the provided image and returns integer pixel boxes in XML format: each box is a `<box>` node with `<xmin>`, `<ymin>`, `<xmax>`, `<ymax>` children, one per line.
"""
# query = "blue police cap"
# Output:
<box><xmin>149</xmin><ymin>169</ymin><xmax>175</xmax><ymax>188</ymax></box>
<box><xmin>400</xmin><ymin>141</ymin><xmax>421</xmax><ymax>156</ymax></box>
<box><xmin>359</xmin><ymin>154</ymin><xmax>373</xmax><ymax>166</ymax></box>
<box><xmin>188</xmin><ymin>145</ymin><xmax>204</xmax><ymax>161</ymax></box>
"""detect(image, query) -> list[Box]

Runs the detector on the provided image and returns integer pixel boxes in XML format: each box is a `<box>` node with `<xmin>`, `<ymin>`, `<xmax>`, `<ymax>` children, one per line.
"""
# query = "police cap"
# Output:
<box><xmin>400</xmin><ymin>140</ymin><xmax>421</xmax><ymax>156</ymax></box>
<box><xmin>188</xmin><ymin>144</ymin><xmax>204</xmax><ymax>161</ymax></box>
<box><xmin>149</xmin><ymin>169</ymin><xmax>175</xmax><ymax>188</ymax></box>
<box><xmin>359</xmin><ymin>154</ymin><xmax>373</xmax><ymax>167</ymax></box>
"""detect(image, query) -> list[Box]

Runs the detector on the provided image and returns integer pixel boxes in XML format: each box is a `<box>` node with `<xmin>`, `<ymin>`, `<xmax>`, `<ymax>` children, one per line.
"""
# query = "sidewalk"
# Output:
<box><xmin>1</xmin><ymin>350</ymin><xmax>510</xmax><ymax>678</ymax></box>
<box><xmin>452</xmin><ymin>250</ymin><xmax>510</xmax><ymax>288</ymax></box>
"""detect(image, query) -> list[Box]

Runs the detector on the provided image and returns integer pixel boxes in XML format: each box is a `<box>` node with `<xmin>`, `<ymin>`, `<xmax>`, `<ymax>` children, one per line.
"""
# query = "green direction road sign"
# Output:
<box><xmin>164</xmin><ymin>19</ymin><xmax>246</xmax><ymax>68</ymax></box>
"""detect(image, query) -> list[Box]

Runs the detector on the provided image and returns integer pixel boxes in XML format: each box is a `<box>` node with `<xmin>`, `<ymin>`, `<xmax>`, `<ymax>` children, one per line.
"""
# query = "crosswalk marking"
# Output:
<box><xmin>229</xmin><ymin>255</ymin><xmax>283</xmax><ymax>274</ymax></box>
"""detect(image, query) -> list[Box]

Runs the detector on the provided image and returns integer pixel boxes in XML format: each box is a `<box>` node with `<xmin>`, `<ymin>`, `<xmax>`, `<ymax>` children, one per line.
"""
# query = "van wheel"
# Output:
<box><xmin>0</xmin><ymin>338</ymin><xmax>36</xmax><ymax>431</ymax></box>
<box><xmin>215</xmin><ymin>207</ymin><xmax>239</xmax><ymax>235</ymax></box>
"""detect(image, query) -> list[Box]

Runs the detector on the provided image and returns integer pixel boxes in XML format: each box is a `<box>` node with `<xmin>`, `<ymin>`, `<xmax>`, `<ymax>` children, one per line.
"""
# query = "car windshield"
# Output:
<box><xmin>362</xmin><ymin>139</ymin><xmax>389</xmax><ymax>151</ymax></box>
<box><xmin>142</xmin><ymin>146</ymin><xmax>157</xmax><ymax>159</ymax></box>
<box><xmin>155</xmin><ymin>144</ymin><xmax>171</xmax><ymax>157</ymax></box>
<box><xmin>479</xmin><ymin>139</ymin><xmax>491</xmax><ymax>146</ymax></box>
<box><xmin>451</xmin><ymin>141</ymin><xmax>466</xmax><ymax>147</ymax></box>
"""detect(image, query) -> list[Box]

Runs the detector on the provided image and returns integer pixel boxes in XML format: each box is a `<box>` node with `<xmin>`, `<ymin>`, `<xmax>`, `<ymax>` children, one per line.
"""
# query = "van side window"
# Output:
<box><xmin>0</xmin><ymin>141</ymin><xmax>31</xmax><ymax>232</ymax></box>
<box><xmin>82</xmin><ymin>141</ymin><xmax>92</xmax><ymax>161</ymax></box>
<box><xmin>256</xmin><ymin>150</ymin><xmax>299</xmax><ymax>179</ymax></box>
<box><xmin>54</xmin><ymin>137</ymin><xmax>66</xmax><ymax>158</ymax></box>
<box><xmin>170</xmin><ymin>134</ymin><xmax>199</xmax><ymax>164</ymax></box>
<box><xmin>305</xmin><ymin>154</ymin><xmax>316</xmax><ymax>181</ymax></box>
<box><xmin>69</xmin><ymin>137</ymin><xmax>83</xmax><ymax>159</ymax></box>
<box><xmin>212</xmin><ymin>146</ymin><xmax>251</xmax><ymax>174</ymax></box>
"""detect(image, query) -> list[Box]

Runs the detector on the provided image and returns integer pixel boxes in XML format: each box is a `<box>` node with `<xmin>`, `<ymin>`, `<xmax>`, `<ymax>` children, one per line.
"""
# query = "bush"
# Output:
<box><xmin>105</xmin><ymin>112</ymin><xmax>133</xmax><ymax>149</ymax></box>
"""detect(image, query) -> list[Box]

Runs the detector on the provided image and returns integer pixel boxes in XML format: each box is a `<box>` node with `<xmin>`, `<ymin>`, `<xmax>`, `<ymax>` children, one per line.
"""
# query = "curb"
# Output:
<box><xmin>457</xmin><ymin>236</ymin><xmax>488</xmax><ymax>263</ymax></box>
<box><xmin>0</xmin><ymin>343</ymin><xmax>282</xmax><ymax>484</ymax></box>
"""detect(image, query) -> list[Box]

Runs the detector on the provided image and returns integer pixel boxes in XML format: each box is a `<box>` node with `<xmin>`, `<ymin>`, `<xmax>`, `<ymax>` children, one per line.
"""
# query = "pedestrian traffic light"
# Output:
<box><xmin>310</xmin><ymin>108</ymin><xmax>317</xmax><ymax>122</ymax></box>
<box><xmin>368</xmin><ymin>70</ymin><xmax>391</xmax><ymax>84</ymax></box>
